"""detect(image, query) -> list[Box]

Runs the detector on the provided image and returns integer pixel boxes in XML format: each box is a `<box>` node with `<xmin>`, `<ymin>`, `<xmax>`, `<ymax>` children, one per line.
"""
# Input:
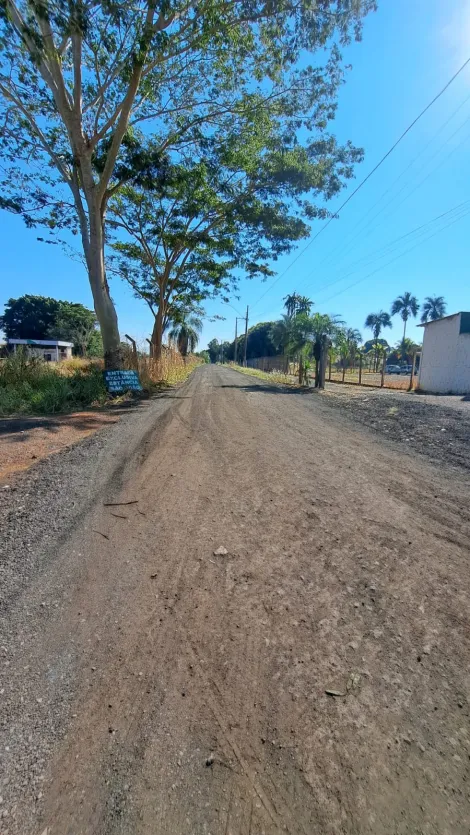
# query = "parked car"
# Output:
<box><xmin>400</xmin><ymin>365</ymin><xmax>414</xmax><ymax>375</ymax></box>
<box><xmin>386</xmin><ymin>364</ymin><xmax>401</xmax><ymax>374</ymax></box>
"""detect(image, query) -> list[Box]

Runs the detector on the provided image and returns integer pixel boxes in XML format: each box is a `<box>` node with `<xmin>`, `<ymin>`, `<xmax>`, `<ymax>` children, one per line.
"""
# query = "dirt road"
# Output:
<box><xmin>1</xmin><ymin>365</ymin><xmax>469</xmax><ymax>835</ymax></box>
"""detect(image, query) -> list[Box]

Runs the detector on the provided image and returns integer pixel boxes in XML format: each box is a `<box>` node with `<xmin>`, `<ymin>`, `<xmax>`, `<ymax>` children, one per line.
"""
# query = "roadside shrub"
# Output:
<box><xmin>0</xmin><ymin>352</ymin><xmax>107</xmax><ymax>415</ymax></box>
<box><xmin>0</xmin><ymin>347</ymin><xmax>197</xmax><ymax>415</ymax></box>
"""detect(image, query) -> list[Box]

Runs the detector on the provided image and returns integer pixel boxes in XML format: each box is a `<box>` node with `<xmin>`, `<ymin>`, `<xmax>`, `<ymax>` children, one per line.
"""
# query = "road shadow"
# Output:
<box><xmin>215</xmin><ymin>383</ymin><xmax>316</xmax><ymax>396</ymax></box>
<box><xmin>0</xmin><ymin>403</ymin><xmax>143</xmax><ymax>441</ymax></box>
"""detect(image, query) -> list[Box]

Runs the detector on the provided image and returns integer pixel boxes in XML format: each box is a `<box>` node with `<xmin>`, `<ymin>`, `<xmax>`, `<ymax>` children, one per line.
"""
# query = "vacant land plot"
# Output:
<box><xmin>320</xmin><ymin>383</ymin><xmax>470</xmax><ymax>471</ymax></box>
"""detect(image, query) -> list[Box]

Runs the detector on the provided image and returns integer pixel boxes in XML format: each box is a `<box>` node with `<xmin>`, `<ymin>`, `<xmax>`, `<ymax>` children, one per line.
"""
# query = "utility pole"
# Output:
<box><xmin>243</xmin><ymin>306</ymin><xmax>249</xmax><ymax>367</ymax></box>
<box><xmin>234</xmin><ymin>318</ymin><xmax>238</xmax><ymax>365</ymax></box>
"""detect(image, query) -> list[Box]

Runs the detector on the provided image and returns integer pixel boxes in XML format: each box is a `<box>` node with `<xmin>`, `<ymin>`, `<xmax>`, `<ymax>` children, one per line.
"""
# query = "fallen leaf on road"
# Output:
<box><xmin>150</xmin><ymin>573</ymin><xmax>158</xmax><ymax>579</ymax></box>
<box><xmin>213</xmin><ymin>546</ymin><xmax>228</xmax><ymax>556</ymax></box>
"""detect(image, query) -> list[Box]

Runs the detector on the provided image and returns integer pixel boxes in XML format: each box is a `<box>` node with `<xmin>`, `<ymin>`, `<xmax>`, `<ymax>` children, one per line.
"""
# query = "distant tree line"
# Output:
<box><xmin>206</xmin><ymin>292</ymin><xmax>448</xmax><ymax>373</ymax></box>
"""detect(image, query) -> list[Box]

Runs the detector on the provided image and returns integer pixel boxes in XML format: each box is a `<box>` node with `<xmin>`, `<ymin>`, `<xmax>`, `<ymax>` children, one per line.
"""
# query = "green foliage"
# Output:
<box><xmin>364</xmin><ymin>311</ymin><xmax>392</xmax><ymax>341</ymax></box>
<box><xmin>207</xmin><ymin>339</ymin><xmax>220</xmax><ymax>364</ymax></box>
<box><xmin>0</xmin><ymin>0</ymin><xmax>375</xmax><ymax>362</ymax></box>
<box><xmin>362</xmin><ymin>338</ymin><xmax>389</xmax><ymax>354</ymax></box>
<box><xmin>196</xmin><ymin>350</ymin><xmax>210</xmax><ymax>364</ymax></box>
<box><xmin>168</xmin><ymin>311</ymin><xmax>203</xmax><ymax>357</ymax></box>
<box><xmin>0</xmin><ymin>295</ymin><xmax>100</xmax><ymax>355</ymax></box>
<box><xmin>0</xmin><ymin>295</ymin><xmax>60</xmax><ymax>340</ymax></box>
<box><xmin>391</xmin><ymin>292</ymin><xmax>419</xmax><ymax>321</ymax></box>
<box><xmin>283</xmin><ymin>293</ymin><xmax>313</xmax><ymax>317</ymax></box>
<box><xmin>238</xmin><ymin>322</ymin><xmax>279</xmax><ymax>360</ymax></box>
<box><xmin>0</xmin><ymin>1</ymin><xmax>376</xmax><ymax>234</ymax></box>
<box><xmin>391</xmin><ymin>292</ymin><xmax>419</xmax><ymax>339</ymax></box>
<box><xmin>0</xmin><ymin>352</ymin><xmax>107</xmax><ymax>415</ymax></box>
<box><xmin>335</xmin><ymin>326</ymin><xmax>362</xmax><ymax>367</ymax></box>
<box><xmin>391</xmin><ymin>338</ymin><xmax>421</xmax><ymax>364</ymax></box>
<box><xmin>109</xmin><ymin>114</ymin><xmax>361</xmax><ymax>347</ymax></box>
<box><xmin>421</xmin><ymin>295</ymin><xmax>447</xmax><ymax>323</ymax></box>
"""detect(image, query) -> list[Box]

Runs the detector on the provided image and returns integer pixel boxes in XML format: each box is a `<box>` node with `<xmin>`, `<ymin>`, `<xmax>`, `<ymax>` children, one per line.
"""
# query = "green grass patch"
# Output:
<box><xmin>0</xmin><ymin>353</ymin><xmax>107</xmax><ymax>416</ymax></box>
<box><xmin>227</xmin><ymin>363</ymin><xmax>300</xmax><ymax>387</ymax></box>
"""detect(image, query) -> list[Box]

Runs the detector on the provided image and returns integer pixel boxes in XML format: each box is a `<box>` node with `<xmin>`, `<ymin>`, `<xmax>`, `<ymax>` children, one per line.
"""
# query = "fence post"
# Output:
<box><xmin>381</xmin><ymin>355</ymin><xmax>386</xmax><ymax>387</ymax></box>
<box><xmin>125</xmin><ymin>334</ymin><xmax>138</xmax><ymax>369</ymax></box>
<box><xmin>408</xmin><ymin>352</ymin><xmax>416</xmax><ymax>391</ymax></box>
<box><xmin>359</xmin><ymin>353</ymin><xmax>363</xmax><ymax>386</ymax></box>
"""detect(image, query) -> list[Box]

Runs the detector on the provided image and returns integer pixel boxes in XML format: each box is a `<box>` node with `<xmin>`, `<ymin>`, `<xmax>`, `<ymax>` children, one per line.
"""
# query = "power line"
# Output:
<box><xmin>315</xmin><ymin>206</ymin><xmax>470</xmax><ymax>306</ymax></box>
<box><xmin>309</xmin><ymin>201</ymin><xmax>470</xmax><ymax>296</ymax></box>
<box><xmin>254</xmin><ymin>199</ymin><xmax>470</xmax><ymax>320</ymax></box>
<box><xmin>296</xmin><ymin>91</ymin><xmax>470</xmax><ymax>283</ymax></box>
<box><xmin>249</xmin><ymin>55</ymin><xmax>470</xmax><ymax>312</ymax></box>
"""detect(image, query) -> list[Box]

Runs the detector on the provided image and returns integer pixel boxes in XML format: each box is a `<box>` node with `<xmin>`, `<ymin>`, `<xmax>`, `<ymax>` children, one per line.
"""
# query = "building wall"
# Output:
<box><xmin>454</xmin><ymin>330</ymin><xmax>470</xmax><ymax>393</ymax></box>
<box><xmin>11</xmin><ymin>344</ymin><xmax>73</xmax><ymax>362</ymax></box>
<box><xmin>418</xmin><ymin>314</ymin><xmax>470</xmax><ymax>394</ymax></box>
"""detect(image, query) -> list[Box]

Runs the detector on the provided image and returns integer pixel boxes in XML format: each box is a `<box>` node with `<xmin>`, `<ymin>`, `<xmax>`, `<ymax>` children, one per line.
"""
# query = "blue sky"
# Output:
<box><xmin>1</xmin><ymin>0</ymin><xmax>469</xmax><ymax>352</ymax></box>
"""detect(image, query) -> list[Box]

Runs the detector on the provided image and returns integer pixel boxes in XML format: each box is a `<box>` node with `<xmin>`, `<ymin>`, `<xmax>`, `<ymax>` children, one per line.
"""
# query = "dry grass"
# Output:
<box><xmin>0</xmin><ymin>349</ymin><xmax>202</xmax><ymax>415</ymax></box>
<box><xmin>133</xmin><ymin>350</ymin><xmax>202</xmax><ymax>388</ymax></box>
<box><xmin>228</xmin><ymin>363</ymin><xmax>299</xmax><ymax>387</ymax></box>
<box><xmin>329</xmin><ymin>370</ymin><xmax>417</xmax><ymax>391</ymax></box>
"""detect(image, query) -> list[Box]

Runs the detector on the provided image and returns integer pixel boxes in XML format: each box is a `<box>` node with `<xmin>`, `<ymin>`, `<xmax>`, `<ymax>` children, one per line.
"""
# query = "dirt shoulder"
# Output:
<box><xmin>1</xmin><ymin>366</ymin><xmax>469</xmax><ymax>835</ymax></box>
<box><xmin>0</xmin><ymin>410</ymin><xmax>122</xmax><ymax>485</ymax></box>
<box><xmin>319</xmin><ymin>382</ymin><xmax>470</xmax><ymax>471</ymax></box>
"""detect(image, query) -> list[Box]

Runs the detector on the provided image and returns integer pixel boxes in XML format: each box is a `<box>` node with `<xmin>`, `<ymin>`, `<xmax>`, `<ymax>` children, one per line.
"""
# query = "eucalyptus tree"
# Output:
<box><xmin>0</xmin><ymin>0</ymin><xmax>375</xmax><ymax>366</ymax></box>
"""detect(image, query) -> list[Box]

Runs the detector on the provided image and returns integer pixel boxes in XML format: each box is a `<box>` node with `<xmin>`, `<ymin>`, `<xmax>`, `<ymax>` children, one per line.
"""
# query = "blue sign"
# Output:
<box><xmin>103</xmin><ymin>370</ymin><xmax>143</xmax><ymax>394</ymax></box>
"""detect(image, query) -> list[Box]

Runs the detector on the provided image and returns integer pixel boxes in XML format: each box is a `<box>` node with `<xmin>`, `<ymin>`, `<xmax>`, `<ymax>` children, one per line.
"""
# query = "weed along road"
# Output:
<box><xmin>1</xmin><ymin>365</ymin><xmax>469</xmax><ymax>835</ymax></box>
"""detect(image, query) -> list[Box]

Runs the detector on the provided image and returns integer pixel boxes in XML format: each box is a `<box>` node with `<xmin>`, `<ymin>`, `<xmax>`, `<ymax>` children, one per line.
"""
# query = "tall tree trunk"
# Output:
<box><xmin>151</xmin><ymin>303</ymin><xmax>164</xmax><ymax>362</ymax></box>
<box><xmin>86</xmin><ymin>207</ymin><xmax>122</xmax><ymax>369</ymax></box>
<box><xmin>403</xmin><ymin>318</ymin><xmax>407</xmax><ymax>341</ymax></box>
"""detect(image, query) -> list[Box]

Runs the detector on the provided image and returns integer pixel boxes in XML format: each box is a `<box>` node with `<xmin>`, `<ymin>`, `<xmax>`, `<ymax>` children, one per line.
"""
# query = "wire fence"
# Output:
<box><xmin>245</xmin><ymin>353</ymin><xmax>420</xmax><ymax>391</ymax></box>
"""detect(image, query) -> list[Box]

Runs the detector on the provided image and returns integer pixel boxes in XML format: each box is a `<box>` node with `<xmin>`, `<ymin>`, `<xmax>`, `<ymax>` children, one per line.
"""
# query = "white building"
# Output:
<box><xmin>7</xmin><ymin>338</ymin><xmax>74</xmax><ymax>362</ymax></box>
<box><xmin>418</xmin><ymin>312</ymin><xmax>470</xmax><ymax>395</ymax></box>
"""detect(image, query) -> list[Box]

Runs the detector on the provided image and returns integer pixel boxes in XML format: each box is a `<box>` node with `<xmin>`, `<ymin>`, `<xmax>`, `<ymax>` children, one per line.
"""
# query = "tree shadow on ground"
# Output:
<box><xmin>215</xmin><ymin>383</ymin><xmax>316</xmax><ymax>396</ymax></box>
<box><xmin>0</xmin><ymin>403</ymin><xmax>144</xmax><ymax>441</ymax></box>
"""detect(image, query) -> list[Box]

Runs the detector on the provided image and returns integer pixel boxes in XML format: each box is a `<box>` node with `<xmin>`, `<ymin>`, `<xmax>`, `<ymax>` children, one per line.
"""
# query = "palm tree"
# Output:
<box><xmin>343</xmin><ymin>327</ymin><xmax>362</xmax><ymax>373</ymax></box>
<box><xmin>391</xmin><ymin>292</ymin><xmax>419</xmax><ymax>341</ymax></box>
<box><xmin>168</xmin><ymin>312</ymin><xmax>203</xmax><ymax>358</ymax></box>
<box><xmin>396</xmin><ymin>337</ymin><xmax>421</xmax><ymax>364</ymax></box>
<box><xmin>309</xmin><ymin>313</ymin><xmax>344</xmax><ymax>386</ymax></box>
<box><xmin>297</xmin><ymin>296</ymin><xmax>314</xmax><ymax>315</ymax></box>
<box><xmin>421</xmin><ymin>295</ymin><xmax>447</xmax><ymax>323</ymax></box>
<box><xmin>283</xmin><ymin>293</ymin><xmax>300</xmax><ymax>318</ymax></box>
<box><xmin>271</xmin><ymin>313</ymin><xmax>312</xmax><ymax>383</ymax></box>
<box><xmin>365</xmin><ymin>311</ymin><xmax>392</xmax><ymax>371</ymax></box>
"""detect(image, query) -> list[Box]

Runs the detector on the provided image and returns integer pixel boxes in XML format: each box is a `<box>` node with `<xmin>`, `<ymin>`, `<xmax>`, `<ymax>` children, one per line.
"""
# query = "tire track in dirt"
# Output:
<box><xmin>2</xmin><ymin>366</ymin><xmax>470</xmax><ymax>835</ymax></box>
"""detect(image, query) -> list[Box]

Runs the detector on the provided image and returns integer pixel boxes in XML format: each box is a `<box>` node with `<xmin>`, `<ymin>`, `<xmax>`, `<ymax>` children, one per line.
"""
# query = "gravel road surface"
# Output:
<box><xmin>1</xmin><ymin>365</ymin><xmax>469</xmax><ymax>835</ymax></box>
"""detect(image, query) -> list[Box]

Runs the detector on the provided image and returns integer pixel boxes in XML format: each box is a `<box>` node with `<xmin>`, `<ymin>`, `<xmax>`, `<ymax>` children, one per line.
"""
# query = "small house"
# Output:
<box><xmin>418</xmin><ymin>312</ymin><xmax>470</xmax><ymax>395</ymax></box>
<box><xmin>7</xmin><ymin>339</ymin><xmax>74</xmax><ymax>362</ymax></box>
